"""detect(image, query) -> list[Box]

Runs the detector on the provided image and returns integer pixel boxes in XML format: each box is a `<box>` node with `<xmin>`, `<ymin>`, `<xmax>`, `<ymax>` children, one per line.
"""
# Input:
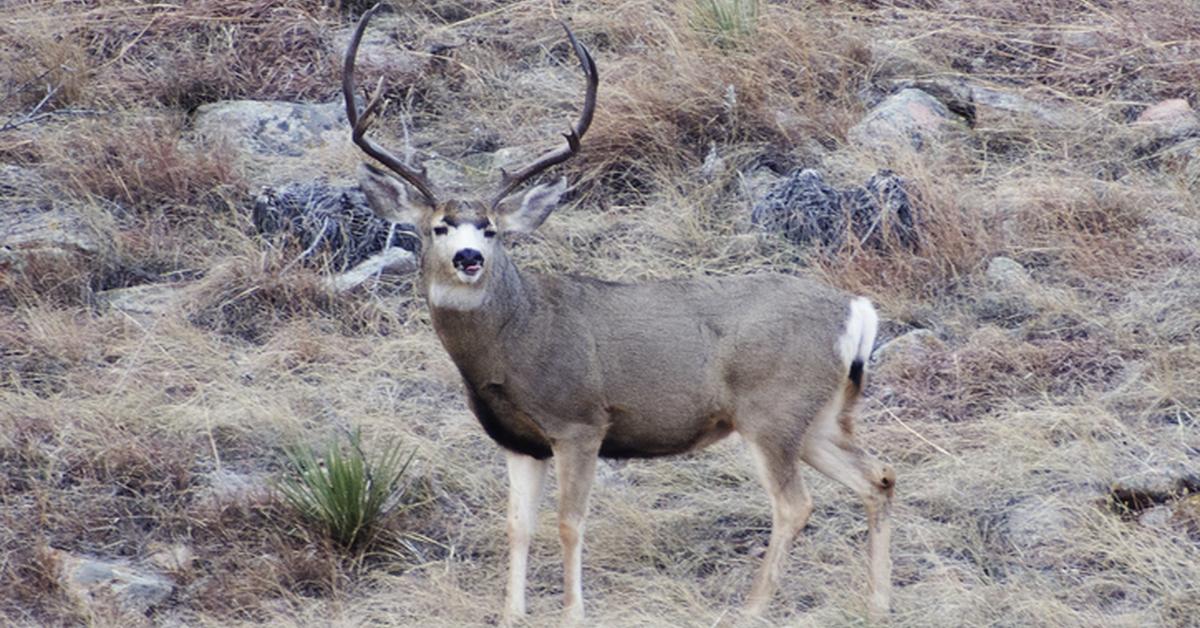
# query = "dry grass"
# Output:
<box><xmin>2</xmin><ymin>0</ymin><xmax>1199</xmax><ymax>626</ymax></box>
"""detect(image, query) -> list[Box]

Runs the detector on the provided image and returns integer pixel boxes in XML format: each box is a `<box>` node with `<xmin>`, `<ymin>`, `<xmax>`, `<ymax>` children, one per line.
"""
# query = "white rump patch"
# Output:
<box><xmin>836</xmin><ymin>297</ymin><xmax>879</xmax><ymax>367</ymax></box>
<box><xmin>428</xmin><ymin>282</ymin><xmax>488</xmax><ymax>311</ymax></box>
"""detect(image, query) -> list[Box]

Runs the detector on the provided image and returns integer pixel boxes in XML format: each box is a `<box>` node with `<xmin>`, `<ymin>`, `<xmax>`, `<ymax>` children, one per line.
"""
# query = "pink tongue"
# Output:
<box><xmin>465</xmin><ymin>264</ymin><xmax>481</xmax><ymax>274</ymax></box>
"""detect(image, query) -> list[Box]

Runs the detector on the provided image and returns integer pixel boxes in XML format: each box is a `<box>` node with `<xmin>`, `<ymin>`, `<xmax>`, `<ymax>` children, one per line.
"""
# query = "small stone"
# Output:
<box><xmin>147</xmin><ymin>543</ymin><xmax>195</xmax><ymax>573</ymax></box>
<box><xmin>1136</xmin><ymin>99</ymin><xmax>1195</xmax><ymax>126</ymax></box>
<box><xmin>1170</xmin><ymin>494</ymin><xmax>1200</xmax><ymax>533</ymax></box>
<box><xmin>986</xmin><ymin>256</ymin><xmax>1031</xmax><ymax>290</ymax></box>
<box><xmin>873</xmin><ymin>329</ymin><xmax>944</xmax><ymax>364</ymax></box>
<box><xmin>1137</xmin><ymin>504</ymin><xmax>1172</xmax><ymax>529</ymax></box>
<box><xmin>98</xmin><ymin>283</ymin><xmax>186</xmax><ymax>322</ymax></box>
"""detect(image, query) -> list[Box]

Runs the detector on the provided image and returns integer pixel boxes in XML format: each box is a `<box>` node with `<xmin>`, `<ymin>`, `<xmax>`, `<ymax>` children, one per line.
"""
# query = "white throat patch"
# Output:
<box><xmin>428</xmin><ymin>281</ymin><xmax>488</xmax><ymax>311</ymax></box>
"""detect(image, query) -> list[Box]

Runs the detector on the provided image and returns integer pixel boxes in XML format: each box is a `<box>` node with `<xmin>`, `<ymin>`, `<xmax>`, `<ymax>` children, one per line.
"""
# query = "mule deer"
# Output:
<box><xmin>344</xmin><ymin>5</ymin><xmax>894</xmax><ymax>622</ymax></box>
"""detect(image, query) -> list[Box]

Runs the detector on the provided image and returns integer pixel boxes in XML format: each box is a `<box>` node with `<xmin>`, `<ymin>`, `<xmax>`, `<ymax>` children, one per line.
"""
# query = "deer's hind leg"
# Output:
<box><xmin>743</xmin><ymin>433</ymin><xmax>814</xmax><ymax>617</ymax></box>
<box><xmin>800</xmin><ymin>391</ymin><xmax>895</xmax><ymax>618</ymax></box>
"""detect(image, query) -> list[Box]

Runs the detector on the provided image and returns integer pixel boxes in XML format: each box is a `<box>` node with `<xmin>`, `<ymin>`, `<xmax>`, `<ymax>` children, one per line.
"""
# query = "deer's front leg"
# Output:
<box><xmin>504</xmin><ymin>451</ymin><xmax>548</xmax><ymax>624</ymax></box>
<box><xmin>552</xmin><ymin>437</ymin><xmax>602</xmax><ymax>623</ymax></box>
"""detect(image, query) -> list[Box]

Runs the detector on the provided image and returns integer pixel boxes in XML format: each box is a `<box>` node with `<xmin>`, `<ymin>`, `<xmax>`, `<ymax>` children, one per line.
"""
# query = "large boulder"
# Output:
<box><xmin>191</xmin><ymin>100</ymin><xmax>351</xmax><ymax>186</ymax></box>
<box><xmin>750</xmin><ymin>168</ymin><xmax>919</xmax><ymax>251</ymax></box>
<box><xmin>848</xmin><ymin>88</ymin><xmax>960</xmax><ymax>153</ymax></box>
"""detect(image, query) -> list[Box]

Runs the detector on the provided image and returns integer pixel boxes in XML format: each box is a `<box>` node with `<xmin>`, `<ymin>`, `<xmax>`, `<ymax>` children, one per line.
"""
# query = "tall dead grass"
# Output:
<box><xmin>2</xmin><ymin>0</ymin><xmax>1200</xmax><ymax>625</ymax></box>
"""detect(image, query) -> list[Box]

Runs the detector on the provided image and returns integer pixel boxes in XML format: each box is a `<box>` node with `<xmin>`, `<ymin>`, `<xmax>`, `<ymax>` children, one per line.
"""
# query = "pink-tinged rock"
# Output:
<box><xmin>1136</xmin><ymin>99</ymin><xmax>1194</xmax><ymax>125</ymax></box>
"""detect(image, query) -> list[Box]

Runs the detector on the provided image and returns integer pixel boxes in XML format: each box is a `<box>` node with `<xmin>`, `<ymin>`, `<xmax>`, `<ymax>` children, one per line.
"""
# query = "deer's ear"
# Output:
<box><xmin>358</xmin><ymin>163</ymin><xmax>430</xmax><ymax>226</ymax></box>
<box><xmin>495</xmin><ymin>177</ymin><xmax>568</xmax><ymax>234</ymax></box>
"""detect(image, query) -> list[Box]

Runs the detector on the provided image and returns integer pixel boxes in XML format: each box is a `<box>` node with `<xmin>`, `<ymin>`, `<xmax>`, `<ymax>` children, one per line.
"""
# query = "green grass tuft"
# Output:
<box><xmin>276</xmin><ymin>429</ymin><xmax>415</xmax><ymax>550</ymax></box>
<box><xmin>690</xmin><ymin>0</ymin><xmax>760</xmax><ymax>49</ymax></box>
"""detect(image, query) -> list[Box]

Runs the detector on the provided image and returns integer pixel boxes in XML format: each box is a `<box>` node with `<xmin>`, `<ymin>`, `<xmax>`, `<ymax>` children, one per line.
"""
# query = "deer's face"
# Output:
<box><xmin>358</xmin><ymin>163</ymin><xmax>568</xmax><ymax>309</ymax></box>
<box><xmin>345</xmin><ymin>7</ymin><xmax>593</xmax><ymax>311</ymax></box>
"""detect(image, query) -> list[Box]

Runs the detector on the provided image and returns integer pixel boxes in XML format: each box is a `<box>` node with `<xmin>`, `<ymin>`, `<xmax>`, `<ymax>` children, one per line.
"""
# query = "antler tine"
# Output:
<box><xmin>490</xmin><ymin>22</ymin><xmax>598</xmax><ymax>209</ymax></box>
<box><xmin>343</xmin><ymin>4</ymin><xmax>437</xmax><ymax>205</ymax></box>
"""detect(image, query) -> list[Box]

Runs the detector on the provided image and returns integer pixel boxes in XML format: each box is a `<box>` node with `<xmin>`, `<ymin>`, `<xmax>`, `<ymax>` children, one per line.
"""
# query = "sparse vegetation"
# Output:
<box><xmin>277</xmin><ymin>430</ymin><xmax>415</xmax><ymax>550</ymax></box>
<box><xmin>1</xmin><ymin>0</ymin><xmax>1198</xmax><ymax>626</ymax></box>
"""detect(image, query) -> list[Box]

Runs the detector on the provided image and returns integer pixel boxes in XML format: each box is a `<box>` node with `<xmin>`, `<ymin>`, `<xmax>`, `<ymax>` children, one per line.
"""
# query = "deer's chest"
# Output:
<box><xmin>464</xmin><ymin>380</ymin><xmax>554</xmax><ymax>460</ymax></box>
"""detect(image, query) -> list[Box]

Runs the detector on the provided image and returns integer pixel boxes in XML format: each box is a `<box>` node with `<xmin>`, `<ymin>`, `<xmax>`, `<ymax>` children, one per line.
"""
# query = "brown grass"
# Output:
<box><xmin>2</xmin><ymin>0</ymin><xmax>1199</xmax><ymax>626</ymax></box>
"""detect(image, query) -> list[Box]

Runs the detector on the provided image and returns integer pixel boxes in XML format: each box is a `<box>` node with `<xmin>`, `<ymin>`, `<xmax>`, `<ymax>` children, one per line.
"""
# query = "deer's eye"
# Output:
<box><xmin>433</xmin><ymin>226</ymin><xmax>448</xmax><ymax>236</ymax></box>
<box><xmin>483</xmin><ymin>229</ymin><xmax>497</xmax><ymax>238</ymax></box>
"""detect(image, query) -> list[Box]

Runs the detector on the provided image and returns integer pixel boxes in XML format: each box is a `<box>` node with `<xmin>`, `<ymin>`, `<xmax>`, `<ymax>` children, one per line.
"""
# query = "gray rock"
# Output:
<box><xmin>893</xmin><ymin>79</ymin><xmax>1091</xmax><ymax>129</ymax></box>
<box><xmin>873</xmin><ymin>329</ymin><xmax>944</xmax><ymax>364</ymax></box>
<box><xmin>98</xmin><ymin>283</ymin><xmax>186</xmax><ymax>322</ymax></box>
<box><xmin>193</xmin><ymin>468</ymin><xmax>271</xmax><ymax>509</ymax></box>
<box><xmin>192</xmin><ymin>100</ymin><xmax>347</xmax><ymax>161</ymax></box>
<box><xmin>971</xmin><ymin>85</ymin><xmax>1089</xmax><ymax>128</ymax></box>
<box><xmin>1002</xmin><ymin>497</ymin><xmax>1080</xmax><ymax>571</ymax></box>
<box><xmin>751</xmin><ymin>168</ymin><xmax>918</xmax><ymax>251</ymax></box>
<box><xmin>0</xmin><ymin>165</ymin><xmax>102</xmax><ymax>257</ymax></box>
<box><xmin>53</xmin><ymin>549</ymin><xmax>174</xmax><ymax>615</ymax></box>
<box><xmin>1127</xmin><ymin>99</ymin><xmax>1200</xmax><ymax>165</ymax></box>
<box><xmin>985</xmin><ymin>256</ymin><xmax>1030</xmax><ymax>290</ymax></box>
<box><xmin>848</xmin><ymin>88</ymin><xmax>958</xmax><ymax>152</ymax></box>
<box><xmin>253</xmin><ymin>180</ymin><xmax>419</xmax><ymax>272</ymax></box>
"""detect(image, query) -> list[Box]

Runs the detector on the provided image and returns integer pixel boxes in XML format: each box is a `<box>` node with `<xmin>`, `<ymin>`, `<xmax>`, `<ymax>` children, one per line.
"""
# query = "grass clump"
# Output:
<box><xmin>690</xmin><ymin>0</ymin><xmax>760</xmax><ymax>49</ymax></box>
<box><xmin>276</xmin><ymin>429</ymin><xmax>415</xmax><ymax>550</ymax></box>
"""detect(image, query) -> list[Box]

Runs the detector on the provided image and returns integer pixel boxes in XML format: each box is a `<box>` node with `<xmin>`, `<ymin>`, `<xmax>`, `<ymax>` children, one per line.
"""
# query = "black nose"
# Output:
<box><xmin>453</xmin><ymin>248</ymin><xmax>484</xmax><ymax>270</ymax></box>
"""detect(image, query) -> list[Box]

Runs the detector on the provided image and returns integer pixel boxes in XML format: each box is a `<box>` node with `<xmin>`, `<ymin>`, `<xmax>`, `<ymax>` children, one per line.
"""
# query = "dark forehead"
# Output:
<box><xmin>437</xmin><ymin>199</ymin><xmax>489</xmax><ymax>223</ymax></box>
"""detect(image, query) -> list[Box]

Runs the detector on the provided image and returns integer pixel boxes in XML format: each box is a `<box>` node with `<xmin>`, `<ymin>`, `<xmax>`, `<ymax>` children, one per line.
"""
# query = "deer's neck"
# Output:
<box><xmin>427</xmin><ymin>254</ymin><xmax>534</xmax><ymax>383</ymax></box>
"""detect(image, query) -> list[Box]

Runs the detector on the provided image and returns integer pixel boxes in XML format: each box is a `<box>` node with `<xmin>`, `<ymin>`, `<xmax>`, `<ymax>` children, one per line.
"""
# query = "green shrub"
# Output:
<box><xmin>276</xmin><ymin>429</ymin><xmax>415</xmax><ymax>550</ymax></box>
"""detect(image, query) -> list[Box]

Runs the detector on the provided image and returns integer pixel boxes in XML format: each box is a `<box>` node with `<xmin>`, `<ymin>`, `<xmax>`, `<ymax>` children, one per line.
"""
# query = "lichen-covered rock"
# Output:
<box><xmin>253</xmin><ymin>180</ymin><xmax>418</xmax><ymax>272</ymax></box>
<box><xmin>750</xmin><ymin>168</ymin><xmax>918</xmax><ymax>251</ymax></box>
<box><xmin>51</xmin><ymin>549</ymin><xmax>174</xmax><ymax>617</ymax></box>
<box><xmin>193</xmin><ymin>100</ymin><xmax>347</xmax><ymax>160</ymax></box>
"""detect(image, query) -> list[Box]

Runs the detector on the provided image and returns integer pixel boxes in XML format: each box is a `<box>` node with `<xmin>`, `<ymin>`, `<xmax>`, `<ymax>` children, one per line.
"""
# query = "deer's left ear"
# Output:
<box><xmin>495</xmin><ymin>177</ymin><xmax>568</xmax><ymax>234</ymax></box>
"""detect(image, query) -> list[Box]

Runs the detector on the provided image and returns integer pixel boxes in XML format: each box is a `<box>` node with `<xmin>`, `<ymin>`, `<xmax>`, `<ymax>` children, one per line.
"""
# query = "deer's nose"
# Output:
<box><xmin>453</xmin><ymin>249</ymin><xmax>485</xmax><ymax>274</ymax></box>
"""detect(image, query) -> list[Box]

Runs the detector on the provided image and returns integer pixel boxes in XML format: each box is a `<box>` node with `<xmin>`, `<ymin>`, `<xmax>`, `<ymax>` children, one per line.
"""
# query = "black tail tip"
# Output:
<box><xmin>848</xmin><ymin>359</ymin><xmax>865</xmax><ymax>389</ymax></box>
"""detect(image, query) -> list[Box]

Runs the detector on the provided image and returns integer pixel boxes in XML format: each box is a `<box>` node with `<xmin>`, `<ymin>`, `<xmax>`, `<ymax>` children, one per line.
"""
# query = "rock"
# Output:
<box><xmin>1136</xmin><ymin>99</ymin><xmax>1196</xmax><ymax>127</ymax></box>
<box><xmin>146</xmin><ymin>543</ymin><xmax>195</xmax><ymax>574</ymax></box>
<box><xmin>1127</xmin><ymin>99</ymin><xmax>1200</xmax><ymax>164</ymax></box>
<box><xmin>1138</xmin><ymin>504</ymin><xmax>1173</xmax><ymax>529</ymax></box>
<box><xmin>52</xmin><ymin>549</ymin><xmax>174</xmax><ymax>616</ymax></box>
<box><xmin>253</xmin><ymin>180</ymin><xmax>419</xmax><ymax>272</ymax></box>
<box><xmin>1171</xmin><ymin>494</ymin><xmax>1200</xmax><ymax>534</ymax></box>
<box><xmin>848</xmin><ymin>88</ymin><xmax>959</xmax><ymax>152</ymax></box>
<box><xmin>1003</xmin><ymin>497</ymin><xmax>1079</xmax><ymax>570</ymax></box>
<box><xmin>193</xmin><ymin>468</ymin><xmax>271</xmax><ymax>509</ymax></box>
<box><xmin>98</xmin><ymin>283</ymin><xmax>187</xmax><ymax>323</ymax></box>
<box><xmin>191</xmin><ymin>100</ymin><xmax>353</xmax><ymax>187</ymax></box>
<box><xmin>985</xmin><ymin>256</ymin><xmax>1031</xmax><ymax>290</ymax></box>
<box><xmin>751</xmin><ymin>168</ymin><xmax>918</xmax><ymax>250</ymax></box>
<box><xmin>193</xmin><ymin>100</ymin><xmax>347</xmax><ymax>161</ymax></box>
<box><xmin>971</xmin><ymin>85</ymin><xmax>1088</xmax><ymax>128</ymax></box>
<box><xmin>327</xmin><ymin>246</ymin><xmax>418</xmax><ymax>293</ymax></box>
<box><xmin>0</xmin><ymin>165</ymin><xmax>103</xmax><ymax>258</ymax></box>
<box><xmin>873</xmin><ymin>329</ymin><xmax>944</xmax><ymax>364</ymax></box>
<box><xmin>330</xmin><ymin>15</ymin><xmax>429</xmax><ymax>79</ymax></box>
<box><xmin>973</xmin><ymin>290</ymin><xmax>1037</xmax><ymax>327</ymax></box>
<box><xmin>894</xmin><ymin>79</ymin><xmax>1090</xmax><ymax>129</ymax></box>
